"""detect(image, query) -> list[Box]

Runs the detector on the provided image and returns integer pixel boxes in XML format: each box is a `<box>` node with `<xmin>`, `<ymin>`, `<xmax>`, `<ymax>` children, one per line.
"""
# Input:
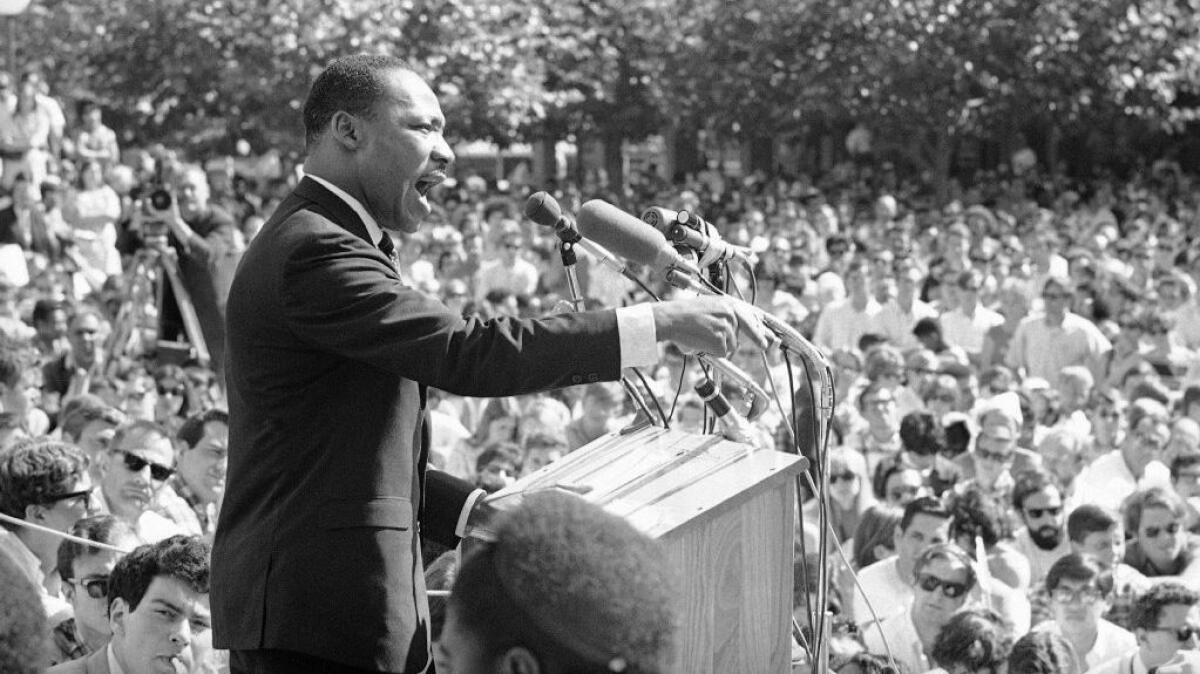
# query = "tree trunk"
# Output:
<box><xmin>931</xmin><ymin>130</ymin><xmax>953</xmax><ymax>203</ymax></box>
<box><xmin>602</xmin><ymin>128</ymin><xmax>624</xmax><ymax>192</ymax></box>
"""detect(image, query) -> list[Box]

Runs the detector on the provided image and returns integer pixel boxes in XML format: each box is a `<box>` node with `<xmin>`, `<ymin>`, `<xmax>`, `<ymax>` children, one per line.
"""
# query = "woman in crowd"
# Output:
<box><xmin>64</xmin><ymin>158</ymin><xmax>123</xmax><ymax>289</ymax></box>
<box><xmin>802</xmin><ymin>447</ymin><xmax>873</xmax><ymax>551</ymax></box>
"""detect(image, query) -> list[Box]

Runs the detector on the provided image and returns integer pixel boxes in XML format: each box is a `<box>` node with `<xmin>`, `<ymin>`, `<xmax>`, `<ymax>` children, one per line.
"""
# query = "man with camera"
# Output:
<box><xmin>128</xmin><ymin>166</ymin><xmax>242</xmax><ymax>376</ymax></box>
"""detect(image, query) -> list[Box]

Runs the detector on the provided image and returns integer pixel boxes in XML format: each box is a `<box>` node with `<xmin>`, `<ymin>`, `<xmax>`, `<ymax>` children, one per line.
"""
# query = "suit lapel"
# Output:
<box><xmin>293</xmin><ymin>176</ymin><xmax>372</xmax><ymax>245</ymax></box>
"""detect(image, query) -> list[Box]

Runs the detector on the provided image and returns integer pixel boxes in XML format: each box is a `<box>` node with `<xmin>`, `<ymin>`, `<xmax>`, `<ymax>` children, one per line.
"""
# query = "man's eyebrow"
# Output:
<box><xmin>149</xmin><ymin>597</ymin><xmax>185</xmax><ymax>613</ymax></box>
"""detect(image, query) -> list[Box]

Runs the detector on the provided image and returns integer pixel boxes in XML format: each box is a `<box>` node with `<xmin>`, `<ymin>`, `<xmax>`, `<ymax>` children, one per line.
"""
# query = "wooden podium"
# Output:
<box><xmin>491</xmin><ymin>424</ymin><xmax>808</xmax><ymax>673</ymax></box>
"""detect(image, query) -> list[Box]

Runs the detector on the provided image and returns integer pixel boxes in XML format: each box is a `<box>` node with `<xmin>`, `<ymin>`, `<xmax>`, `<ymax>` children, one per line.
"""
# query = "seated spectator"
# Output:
<box><xmin>1171</xmin><ymin>452</ymin><xmax>1200</xmax><ymax>533</ymax></box>
<box><xmin>863</xmin><ymin>543</ymin><xmax>977</xmax><ymax>673</ymax></box>
<box><xmin>48</xmin><ymin>514</ymin><xmax>137</xmax><ymax>666</ymax></box>
<box><xmin>47</xmin><ymin>535</ymin><xmax>212</xmax><ymax>674</ymax></box>
<box><xmin>1086</xmin><ymin>583</ymin><xmax>1200</xmax><ymax>674</ymax></box>
<box><xmin>948</xmin><ymin>485</ymin><xmax>1031</xmax><ymax>591</ymax></box>
<box><xmin>436</xmin><ymin>492</ymin><xmax>675</xmax><ymax>674</ymax></box>
<box><xmin>97</xmin><ymin>420</ymin><xmax>184</xmax><ymax>544</ymax></box>
<box><xmin>474</xmin><ymin>443</ymin><xmax>522</xmax><ymax>494</ymax></box>
<box><xmin>520</xmin><ymin>431</ymin><xmax>567</xmax><ymax>476</ymax></box>
<box><xmin>58</xmin><ymin>396</ymin><xmax>124</xmax><ymax>480</ymax></box>
<box><xmin>155</xmin><ymin>409</ymin><xmax>227</xmax><ymax>540</ymax></box>
<box><xmin>852</xmin><ymin>505</ymin><xmax>903</xmax><ymax>571</ymax></box>
<box><xmin>853</xmin><ymin>496</ymin><xmax>950</xmax><ymax>626</ymax></box>
<box><xmin>1122</xmin><ymin>487</ymin><xmax>1200</xmax><ymax>582</ymax></box>
<box><xmin>848</xmin><ymin>380</ymin><xmax>903</xmax><ymax>473</ymax></box>
<box><xmin>1071</xmin><ymin>400</ymin><xmax>1172</xmax><ymax>513</ymax></box>
<box><xmin>566</xmin><ymin>382</ymin><xmax>624</xmax><ymax>452</ymax></box>
<box><xmin>1007</xmin><ymin>630</ymin><xmax>1081</xmax><ymax>674</ymax></box>
<box><xmin>897</xmin><ymin>410</ymin><xmax>962</xmax><ymax>497</ymax></box>
<box><xmin>0</xmin><ymin>437</ymin><xmax>94</xmax><ymax>619</ymax></box>
<box><xmin>1011</xmin><ymin>470</ymin><xmax>1071</xmax><ymax>589</ymax></box>
<box><xmin>0</xmin><ymin>550</ymin><xmax>46</xmax><ymax>674</ymax></box>
<box><xmin>872</xmin><ymin>456</ymin><xmax>926</xmax><ymax>508</ymax></box>
<box><xmin>803</xmin><ymin>448</ymin><xmax>873</xmax><ymax>550</ymax></box>
<box><xmin>930</xmin><ymin>607</ymin><xmax>1014</xmax><ymax>674</ymax></box>
<box><xmin>1034</xmin><ymin>553</ymin><xmax>1137</xmax><ymax>670</ymax></box>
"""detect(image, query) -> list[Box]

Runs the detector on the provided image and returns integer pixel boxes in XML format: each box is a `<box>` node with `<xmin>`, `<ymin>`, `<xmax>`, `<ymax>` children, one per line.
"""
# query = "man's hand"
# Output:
<box><xmin>650</xmin><ymin>295</ymin><xmax>773</xmax><ymax>357</ymax></box>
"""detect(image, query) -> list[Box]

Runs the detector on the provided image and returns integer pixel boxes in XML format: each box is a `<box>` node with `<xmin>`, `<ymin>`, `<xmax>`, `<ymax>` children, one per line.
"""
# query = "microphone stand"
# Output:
<box><xmin>556</xmin><ymin>240</ymin><xmax>658</xmax><ymax>427</ymax></box>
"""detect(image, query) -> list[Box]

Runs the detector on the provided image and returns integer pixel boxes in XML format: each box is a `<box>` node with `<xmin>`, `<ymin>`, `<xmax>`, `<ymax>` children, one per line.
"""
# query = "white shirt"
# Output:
<box><xmin>940</xmin><ymin>305</ymin><xmax>1004</xmax><ymax>355</ymax></box>
<box><xmin>813</xmin><ymin>297</ymin><xmax>885</xmax><ymax>353</ymax></box>
<box><xmin>1012</xmin><ymin>526</ymin><xmax>1070</xmax><ymax>588</ymax></box>
<box><xmin>1036</xmin><ymin>619</ymin><xmax>1137</xmax><ymax>670</ymax></box>
<box><xmin>878</xmin><ymin>298</ymin><xmax>938</xmax><ymax>351</ymax></box>
<box><xmin>1069</xmin><ymin>450</ymin><xmax>1171</xmax><ymax>513</ymax></box>
<box><xmin>863</xmin><ymin>609</ymin><xmax>930</xmax><ymax>674</ymax></box>
<box><xmin>1006</xmin><ymin>312</ymin><xmax>1112</xmax><ymax>383</ymax></box>
<box><xmin>852</xmin><ymin>556</ymin><xmax>912</xmax><ymax>626</ymax></box>
<box><xmin>0</xmin><ymin>527</ymin><xmax>71</xmax><ymax>620</ymax></box>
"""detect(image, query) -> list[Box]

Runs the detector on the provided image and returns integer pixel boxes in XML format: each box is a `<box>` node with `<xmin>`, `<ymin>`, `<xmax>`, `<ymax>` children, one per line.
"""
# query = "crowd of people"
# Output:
<box><xmin>0</xmin><ymin>60</ymin><xmax>1199</xmax><ymax>673</ymax></box>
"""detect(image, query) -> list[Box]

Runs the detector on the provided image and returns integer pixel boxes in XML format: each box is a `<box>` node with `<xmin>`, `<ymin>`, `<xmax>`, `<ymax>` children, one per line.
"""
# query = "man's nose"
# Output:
<box><xmin>432</xmin><ymin>134</ymin><xmax>454</xmax><ymax>167</ymax></box>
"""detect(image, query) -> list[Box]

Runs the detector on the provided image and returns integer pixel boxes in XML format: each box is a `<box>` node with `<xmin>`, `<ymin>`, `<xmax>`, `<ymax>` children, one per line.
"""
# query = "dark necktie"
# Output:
<box><xmin>377</xmin><ymin>233</ymin><xmax>399</xmax><ymax>271</ymax></box>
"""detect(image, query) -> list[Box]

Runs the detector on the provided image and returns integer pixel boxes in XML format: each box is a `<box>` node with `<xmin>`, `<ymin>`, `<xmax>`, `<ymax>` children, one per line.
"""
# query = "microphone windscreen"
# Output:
<box><xmin>524</xmin><ymin>192</ymin><xmax>560</xmax><ymax>228</ymax></box>
<box><xmin>578</xmin><ymin>200</ymin><xmax>671</xmax><ymax>268</ymax></box>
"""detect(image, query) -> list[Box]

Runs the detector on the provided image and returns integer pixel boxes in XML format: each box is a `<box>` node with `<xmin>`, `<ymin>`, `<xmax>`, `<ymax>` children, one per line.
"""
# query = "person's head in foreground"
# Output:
<box><xmin>107</xmin><ymin>535</ymin><xmax>212</xmax><ymax>674</ymax></box>
<box><xmin>438</xmin><ymin>492</ymin><xmax>676</xmax><ymax>674</ymax></box>
<box><xmin>1006</xmin><ymin>630</ymin><xmax>1080</xmax><ymax>674</ymax></box>
<box><xmin>930</xmin><ymin>606</ymin><xmax>1014</xmax><ymax>674</ymax></box>
<box><xmin>1127</xmin><ymin>583</ymin><xmax>1200</xmax><ymax>671</ymax></box>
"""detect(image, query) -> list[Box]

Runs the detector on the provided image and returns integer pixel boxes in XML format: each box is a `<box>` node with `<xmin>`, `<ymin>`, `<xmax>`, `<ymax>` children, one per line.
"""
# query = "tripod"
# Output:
<box><xmin>106</xmin><ymin>244</ymin><xmax>210</xmax><ymax>369</ymax></box>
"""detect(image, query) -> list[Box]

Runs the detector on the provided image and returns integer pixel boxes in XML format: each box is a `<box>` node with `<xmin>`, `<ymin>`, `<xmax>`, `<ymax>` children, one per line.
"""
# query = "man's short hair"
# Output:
<box><xmin>900</xmin><ymin>495</ymin><xmax>950</xmax><ymax>532</ymax></box>
<box><xmin>110</xmin><ymin>419</ymin><xmax>172</xmax><ymax>452</ymax></box>
<box><xmin>912</xmin><ymin>542</ymin><xmax>978</xmax><ymax>590</ymax></box>
<box><xmin>303</xmin><ymin>54</ymin><xmax>414</xmax><ymax>147</ymax></box>
<box><xmin>1067</xmin><ymin>504</ymin><xmax>1119</xmax><ymax>544</ymax></box>
<box><xmin>930</xmin><ymin>607</ymin><xmax>1012</xmax><ymax>673</ymax></box>
<box><xmin>0</xmin><ymin>552</ymin><xmax>45</xmax><ymax>674</ymax></box>
<box><xmin>1044</xmin><ymin>553</ymin><xmax>1113</xmax><ymax>597</ymax></box>
<box><xmin>59</xmin><ymin>396</ymin><xmax>124</xmax><ymax>443</ymax></box>
<box><xmin>1128</xmin><ymin>583</ymin><xmax>1200</xmax><ymax>631</ymax></box>
<box><xmin>899</xmin><ymin>411</ymin><xmax>945</xmax><ymax>456</ymax></box>
<box><xmin>1128</xmin><ymin>397</ymin><xmax>1170</xmax><ymax>431</ymax></box>
<box><xmin>449</xmin><ymin>492</ymin><xmax>675</xmax><ymax>672</ymax></box>
<box><xmin>56</xmin><ymin>514</ymin><xmax>134</xmax><ymax>582</ymax></box>
<box><xmin>1010</xmin><ymin>470</ymin><xmax>1060</xmax><ymax>513</ymax></box>
<box><xmin>1122</xmin><ymin>487</ymin><xmax>1185</xmax><ymax>534</ymax></box>
<box><xmin>1183</xmin><ymin>385</ymin><xmax>1200</xmax><ymax>414</ymax></box>
<box><xmin>948</xmin><ymin>487</ymin><xmax>1010</xmax><ymax>548</ymax></box>
<box><xmin>176</xmin><ymin>409</ymin><xmax>229</xmax><ymax>450</ymax></box>
<box><xmin>1007</xmin><ymin>631</ymin><xmax>1077</xmax><ymax>674</ymax></box>
<box><xmin>107</xmin><ymin>535</ymin><xmax>210</xmax><ymax>615</ymax></box>
<box><xmin>912</xmin><ymin>316</ymin><xmax>942</xmax><ymax>338</ymax></box>
<box><xmin>31</xmin><ymin>298</ymin><xmax>63</xmax><ymax>325</ymax></box>
<box><xmin>1172</xmin><ymin>452</ymin><xmax>1200</xmax><ymax>481</ymax></box>
<box><xmin>474</xmin><ymin>443</ymin><xmax>522</xmax><ymax>475</ymax></box>
<box><xmin>0</xmin><ymin>438</ymin><xmax>89</xmax><ymax>521</ymax></box>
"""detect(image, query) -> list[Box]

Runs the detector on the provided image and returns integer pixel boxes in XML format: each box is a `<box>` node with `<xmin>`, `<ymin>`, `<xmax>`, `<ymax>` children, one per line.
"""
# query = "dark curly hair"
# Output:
<box><xmin>450</xmin><ymin>492</ymin><xmax>675</xmax><ymax>673</ymax></box>
<box><xmin>1007</xmin><ymin>630</ymin><xmax>1076</xmax><ymax>674</ymax></box>
<box><xmin>107</xmin><ymin>535</ymin><xmax>210</xmax><ymax>615</ymax></box>
<box><xmin>1128</xmin><ymin>582</ymin><xmax>1200</xmax><ymax>631</ymax></box>
<box><xmin>930</xmin><ymin>607</ymin><xmax>1013</xmax><ymax>674</ymax></box>
<box><xmin>947</xmin><ymin>486</ymin><xmax>1011</xmax><ymax>549</ymax></box>
<box><xmin>0</xmin><ymin>438</ymin><xmax>89</xmax><ymax>521</ymax></box>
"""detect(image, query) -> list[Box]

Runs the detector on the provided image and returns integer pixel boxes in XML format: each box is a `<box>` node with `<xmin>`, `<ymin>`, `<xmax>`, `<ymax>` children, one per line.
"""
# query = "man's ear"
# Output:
<box><xmin>110</xmin><ymin>596</ymin><xmax>129</xmax><ymax>636</ymax></box>
<box><xmin>330</xmin><ymin>111</ymin><xmax>362</xmax><ymax>150</ymax></box>
<box><xmin>62</xmin><ymin>581</ymin><xmax>75</xmax><ymax>602</ymax></box>
<box><xmin>499</xmin><ymin>646</ymin><xmax>540</xmax><ymax>674</ymax></box>
<box><xmin>24</xmin><ymin>502</ymin><xmax>45</xmax><ymax>522</ymax></box>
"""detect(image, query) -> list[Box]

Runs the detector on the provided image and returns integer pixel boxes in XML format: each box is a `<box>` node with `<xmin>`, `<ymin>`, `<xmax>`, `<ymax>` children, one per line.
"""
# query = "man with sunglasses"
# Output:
<box><xmin>97</xmin><ymin>421</ymin><xmax>185</xmax><ymax>545</ymax></box>
<box><xmin>1123</xmin><ymin>487</ymin><xmax>1200</xmax><ymax>583</ymax></box>
<box><xmin>1072</xmin><ymin>401</ymin><xmax>1173</xmax><ymax>514</ymax></box>
<box><xmin>1012</xmin><ymin>470</ymin><xmax>1071</xmax><ymax>588</ymax></box>
<box><xmin>1034</xmin><ymin>553</ymin><xmax>1137</xmax><ymax>670</ymax></box>
<box><xmin>48</xmin><ymin>515</ymin><xmax>138</xmax><ymax>666</ymax></box>
<box><xmin>852</xmin><ymin>496</ymin><xmax>952</xmax><ymax>627</ymax></box>
<box><xmin>1087</xmin><ymin>583</ymin><xmax>1200</xmax><ymax>674</ymax></box>
<box><xmin>863</xmin><ymin>542</ymin><xmax>978</xmax><ymax>674</ymax></box>
<box><xmin>0</xmin><ymin>438</ymin><xmax>93</xmax><ymax>620</ymax></box>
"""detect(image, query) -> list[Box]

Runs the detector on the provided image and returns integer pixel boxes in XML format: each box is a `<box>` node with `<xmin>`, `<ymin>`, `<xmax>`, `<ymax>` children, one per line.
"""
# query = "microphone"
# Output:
<box><xmin>641</xmin><ymin>206</ymin><xmax>755</xmax><ymax>268</ymax></box>
<box><xmin>577</xmin><ymin>200</ymin><xmax>703</xmax><ymax>281</ymax></box>
<box><xmin>524</xmin><ymin>192</ymin><xmax>635</xmax><ymax>279</ymax></box>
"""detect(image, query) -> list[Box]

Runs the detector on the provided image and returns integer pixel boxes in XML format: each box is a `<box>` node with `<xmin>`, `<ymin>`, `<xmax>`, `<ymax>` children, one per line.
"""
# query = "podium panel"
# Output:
<box><xmin>491</xmin><ymin>425</ymin><xmax>806</xmax><ymax>673</ymax></box>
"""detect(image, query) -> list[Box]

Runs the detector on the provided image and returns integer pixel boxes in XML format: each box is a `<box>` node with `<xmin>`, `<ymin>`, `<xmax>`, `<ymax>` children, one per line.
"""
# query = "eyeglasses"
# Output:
<box><xmin>110</xmin><ymin>449</ymin><xmax>174</xmax><ymax>482</ymax></box>
<box><xmin>1136</xmin><ymin>432</ymin><xmax>1168</xmax><ymax>449</ymax></box>
<box><xmin>916</xmin><ymin>573</ymin><xmax>969</xmax><ymax>598</ymax></box>
<box><xmin>888</xmin><ymin>485</ymin><xmax>921</xmax><ymax>502</ymax></box>
<box><xmin>1050</xmin><ymin>586</ymin><xmax>1102</xmax><ymax>604</ymax></box>
<box><xmin>977</xmin><ymin>447</ymin><xmax>1014</xmax><ymax>463</ymax></box>
<box><xmin>1025</xmin><ymin>506</ymin><xmax>1062</xmax><ymax>519</ymax></box>
<box><xmin>157</xmin><ymin>384</ymin><xmax>185</xmax><ymax>397</ymax></box>
<box><xmin>1143</xmin><ymin>522</ymin><xmax>1181</xmax><ymax>539</ymax></box>
<box><xmin>830</xmin><ymin>471</ymin><xmax>856</xmax><ymax>484</ymax></box>
<box><xmin>41</xmin><ymin>486</ymin><xmax>93</xmax><ymax>509</ymax></box>
<box><xmin>1095</xmin><ymin>409</ymin><xmax>1121</xmax><ymax>420</ymax></box>
<box><xmin>69</xmin><ymin>575</ymin><xmax>109</xmax><ymax>600</ymax></box>
<box><xmin>1152</xmin><ymin>624</ymin><xmax>1200</xmax><ymax>642</ymax></box>
<box><xmin>928</xmin><ymin>393</ymin><xmax>956</xmax><ymax>404</ymax></box>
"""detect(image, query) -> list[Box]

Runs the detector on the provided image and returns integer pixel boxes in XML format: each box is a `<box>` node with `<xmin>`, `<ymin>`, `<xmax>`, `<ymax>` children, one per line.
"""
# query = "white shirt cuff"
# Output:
<box><xmin>616</xmin><ymin>303</ymin><xmax>658</xmax><ymax>369</ymax></box>
<box><xmin>455</xmin><ymin>488</ymin><xmax>487</xmax><ymax>538</ymax></box>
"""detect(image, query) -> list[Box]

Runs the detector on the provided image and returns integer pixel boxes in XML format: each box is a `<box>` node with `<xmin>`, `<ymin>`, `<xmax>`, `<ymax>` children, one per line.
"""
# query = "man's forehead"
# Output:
<box><xmin>907</xmin><ymin>514</ymin><xmax>950</xmax><ymax>533</ymax></box>
<box><xmin>143</xmin><ymin>576</ymin><xmax>210</xmax><ymax>613</ymax></box>
<box><xmin>382</xmin><ymin>69</ymin><xmax>443</xmax><ymax>117</ymax></box>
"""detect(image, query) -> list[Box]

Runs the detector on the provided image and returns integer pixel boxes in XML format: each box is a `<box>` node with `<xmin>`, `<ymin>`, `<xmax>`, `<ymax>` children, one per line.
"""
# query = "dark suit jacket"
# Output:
<box><xmin>45</xmin><ymin>648</ymin><xmax>109</xmax><ymax>674</ymax></box>
<box><xmin>212</xmin><ymin>178</ymin><xmax>622</xmax><ymax>672</ymax></box>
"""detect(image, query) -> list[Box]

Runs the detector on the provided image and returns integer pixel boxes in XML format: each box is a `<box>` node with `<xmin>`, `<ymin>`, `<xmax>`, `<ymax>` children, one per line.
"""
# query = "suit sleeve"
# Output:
<box><xmin>279</xmin><ymin>225</ymin><xmax>622</xmax><ymax>397</ymax></box>
<box><xmin>421</xmin><ymin>469</ymin><xmax>478</xmax><ymax>548</ymax></box>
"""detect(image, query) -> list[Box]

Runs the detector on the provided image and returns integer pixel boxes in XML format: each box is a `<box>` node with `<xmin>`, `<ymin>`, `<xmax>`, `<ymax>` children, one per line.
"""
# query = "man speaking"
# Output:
<box><xmin>213</xmin><ymin>53</ymin><xmax>766</xmax><ymax>673</ymax></box>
